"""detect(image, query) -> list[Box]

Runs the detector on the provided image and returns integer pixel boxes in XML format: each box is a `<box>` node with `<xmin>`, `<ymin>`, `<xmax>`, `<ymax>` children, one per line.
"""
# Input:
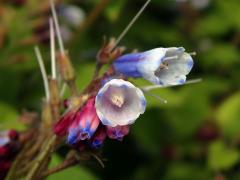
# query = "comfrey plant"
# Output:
<box><xmin>1</xmin><ymin>0</ymin><xmax>200</xmax><ymax>179</ymax></box>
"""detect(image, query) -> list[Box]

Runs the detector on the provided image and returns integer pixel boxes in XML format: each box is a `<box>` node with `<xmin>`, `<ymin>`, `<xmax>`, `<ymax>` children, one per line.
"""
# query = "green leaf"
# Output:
<box><xmin>215</xmin><ymin>92</ymin><xmax>240</xmax><ymax>138</ymax></box>
<box><xmin>208</xmin><ymin>140</ymin><xmax>240</xmax><ymax>171</ymax></box>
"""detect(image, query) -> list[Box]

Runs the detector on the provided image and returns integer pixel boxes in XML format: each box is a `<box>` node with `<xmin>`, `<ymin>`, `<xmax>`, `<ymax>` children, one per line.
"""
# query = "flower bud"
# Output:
<box><xmin>88</xmin><ymin>126</ymin><xmax>107</xmax><ymax>149</ymax></box>
<box><xmin>54</xmin><ymin>111</ymin><xmax>75</xmax><ymax>136</ymax></box>
<box><xmin>106</xmin><ymin>125</ymin><xmax>129</xmax><ymax>141</ymax></box>
<box><xmin>67</xmin><ymin>97</ymin><xmax>100</xmax><ymax>145</ymax></box>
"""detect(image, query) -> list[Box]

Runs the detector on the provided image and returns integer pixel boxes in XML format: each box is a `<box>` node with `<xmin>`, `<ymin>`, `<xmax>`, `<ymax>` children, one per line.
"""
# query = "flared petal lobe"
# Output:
<box><xmin>154</xmin><ymin>49</ymin><xmax>193</xmax><ymax>85</ymax></box>
<box><xmin>95</xmin><ymin>79</ymin><xmax>146</xmax><ymax>127</ymax></box>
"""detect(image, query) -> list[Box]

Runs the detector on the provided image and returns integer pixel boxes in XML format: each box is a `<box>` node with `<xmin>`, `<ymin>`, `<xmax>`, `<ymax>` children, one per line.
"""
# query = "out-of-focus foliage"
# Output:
<box><xmin>0</xmin><ymin>0</ymin><xmax>240</xmax><ymax>179</ymax></box>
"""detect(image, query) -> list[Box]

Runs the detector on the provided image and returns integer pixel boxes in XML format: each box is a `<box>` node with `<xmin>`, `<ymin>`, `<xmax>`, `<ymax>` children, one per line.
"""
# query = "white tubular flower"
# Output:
<box><xmin>95</xmin><ymin>79</ymin><xmax>146</xmax><ymax>127</ymax></box>
<box><xmin>154</xmin><ymin>48</ymin><xmax>194</xmax><ymax>85</ymax></box>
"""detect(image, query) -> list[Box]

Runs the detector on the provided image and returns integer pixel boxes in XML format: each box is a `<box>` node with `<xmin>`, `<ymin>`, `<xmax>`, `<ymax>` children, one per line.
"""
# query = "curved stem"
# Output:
<box><xmin>42</xmin><ymin>156</ymin><xmax>78</xmax><ymax>177</ymax></box>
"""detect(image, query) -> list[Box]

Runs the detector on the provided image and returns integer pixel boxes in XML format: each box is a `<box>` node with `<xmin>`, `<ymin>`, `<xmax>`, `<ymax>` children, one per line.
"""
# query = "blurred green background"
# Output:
<box><xmin>0</xmin><ymin>0</ymin><xmax>240</xmax><ymax>179</ymax></box>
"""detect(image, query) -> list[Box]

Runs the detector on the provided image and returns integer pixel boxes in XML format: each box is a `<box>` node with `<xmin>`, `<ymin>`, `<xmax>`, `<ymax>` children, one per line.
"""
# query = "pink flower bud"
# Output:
<box><xmin>67</xmin><ymin>97</ymin><xmax>100</xmax><ymax>144</ymax></box>
<box><xmin>54</xmin><ymin>111</ymin><xmax>75</xmax><ymax>136</ymax></box>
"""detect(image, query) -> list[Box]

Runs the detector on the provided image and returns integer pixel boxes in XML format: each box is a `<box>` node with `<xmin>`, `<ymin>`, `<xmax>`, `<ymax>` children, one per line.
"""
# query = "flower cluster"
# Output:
<box><xmin>54</xmin><ymin>79</ymin><xmax>145</xmax><ymax>149</ymax></box>
<box><xmin>54</xmin><ymin>47</ymin><xmax>194</xmax><ymax>149</ymax></box>
<box><xmin>0</xmin><ymin>130</ymin><xmax>20</xmax><ymax>180</ymax></box>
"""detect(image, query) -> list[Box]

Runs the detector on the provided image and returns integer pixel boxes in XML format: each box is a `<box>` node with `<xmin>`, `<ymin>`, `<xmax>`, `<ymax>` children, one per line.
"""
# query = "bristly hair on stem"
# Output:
<box><xmin>110</xmin><ymin>0</ymin><xmax>151</xmax><ymax>52</ymax></box>
<box><xmin>49</xmin><ymin>17</ymin><xmax>57</xmax><ymax>80</ymax></box>
<box><xmin>34</xmin><ymin>46</ymin><xmax>50</xmax><ymax>102</ymax></box>
<box><xmin>50</xmin><ymin>1</ymin><xmax>69</xmax><ymax>96</ymax></box>
<box><xmin>50</xmin><ymin>0</ymin><xmax>65</xmax><ymax>55</ymax></box>
<box><xmin>141</xmin><ymin>78</ymin><xmax>202</xmax><ymax>91</ymax></box>
<box><xmin>142</xmin><ymin>90</ymin><xmax>168</xmax><ymax>104</ymax></box>
<box><xmin>140</xmin><ymin>79</ymin><xmax>202</xmax><ymax>103</ymax></box>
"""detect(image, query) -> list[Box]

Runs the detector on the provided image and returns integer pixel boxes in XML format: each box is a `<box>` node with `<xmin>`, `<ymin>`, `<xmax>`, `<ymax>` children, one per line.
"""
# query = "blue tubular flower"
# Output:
<box><xmin>113</xmin><ymin>47</ymin><xmax>194</xmax><ymax>85</ymax></box>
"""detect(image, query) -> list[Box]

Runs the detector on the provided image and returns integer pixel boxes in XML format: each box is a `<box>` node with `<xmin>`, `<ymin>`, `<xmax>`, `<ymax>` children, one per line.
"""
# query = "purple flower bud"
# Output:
<box><xmin>95</xmin><ymin>79</ymin><xmax>146</xmax><ymax>127</ymax></box>
<box><xmin>106</xmin><ymin>125</ymin><xmax>129</xmax><ymax>141</ymax></box>
<box><xmin>113</xmin><ymin>47</ymin><xmax>193</xmax><ymax>85</ymax></box>
<box><xmin>88</xmin><ymin>126</ymin><xmax>107</xmax><ymax>149</ymax></box>
<box><xmin>67</xmin><ymin>97</ymin><xmax>100</xmax><ymax>145</ymax></box>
